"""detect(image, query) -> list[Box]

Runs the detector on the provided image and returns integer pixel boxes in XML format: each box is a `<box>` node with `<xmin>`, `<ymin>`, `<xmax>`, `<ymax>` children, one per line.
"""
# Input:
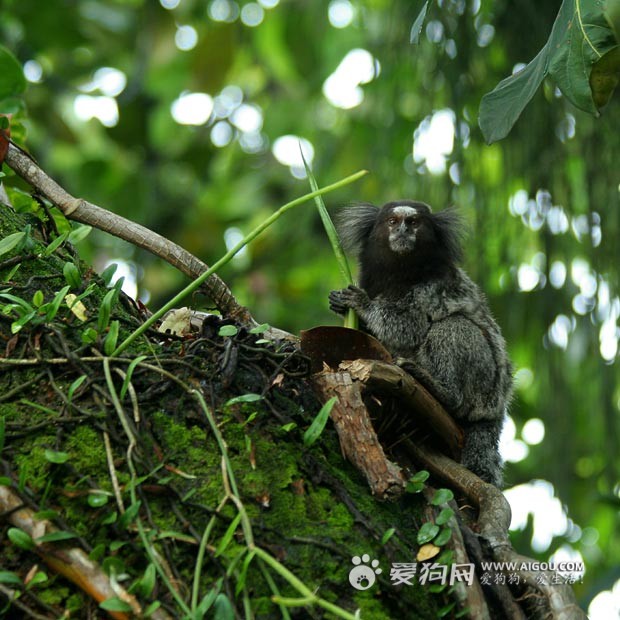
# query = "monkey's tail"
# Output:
<box><xmin>460</xmin><ymin>418</ymin><xmax>504</xmax><ymax>487</ymax></box>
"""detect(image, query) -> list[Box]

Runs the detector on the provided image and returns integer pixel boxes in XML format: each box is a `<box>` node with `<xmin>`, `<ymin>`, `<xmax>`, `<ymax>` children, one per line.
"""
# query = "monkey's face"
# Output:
<box><xmin>379</xmin><ymin>202</ymin><xmax>433</xmax><ymax>255</ymax></box>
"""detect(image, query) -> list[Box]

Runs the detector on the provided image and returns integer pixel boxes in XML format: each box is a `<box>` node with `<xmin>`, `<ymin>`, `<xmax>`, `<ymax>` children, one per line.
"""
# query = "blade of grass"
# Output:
<box><xmin>112</xmin><ymin>170</ymin><xmax>367</xmax><ymax>356</ymax></box>
<box><xmin>300</xmin><ymin>149</ymin><xmax>358</xmax><ymax>329</ymax></box>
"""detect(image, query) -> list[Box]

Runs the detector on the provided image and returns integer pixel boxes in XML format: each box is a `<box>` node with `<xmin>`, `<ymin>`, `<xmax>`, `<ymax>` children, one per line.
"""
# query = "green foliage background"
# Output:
<box><xmin>1</xmin><ymin>0</ymin><xmax>619</xmax><ymax>613</ymax></box>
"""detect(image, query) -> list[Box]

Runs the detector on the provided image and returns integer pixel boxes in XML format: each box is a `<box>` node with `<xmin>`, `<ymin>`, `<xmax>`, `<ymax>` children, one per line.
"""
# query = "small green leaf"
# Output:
<box><xmin>89</xmin><ymin>543</ymin><xmax>106</xmax><ymax>561</ymax></box>
<box><xmin>118</xmin><ymin>501</ymin><xmax>141</xmax><ymax>530</ymax></box>
<box><xmin>410</xmin><ymin>1</ymin><xmax>429</xmax><ymax>44</ymax></box>
<box><xmin>43</xmin><ymin>232</ymin><xmax>69</xmax><ymax>256</ymax></box>
<box><xmin>109</xmin><ymin>540</ymin><xmax>126</xmax><ymax>552</ymax></box>
<box><xmin>87</xmin><ymin>492</ymin><xmax>110</xmax><ymax>508</ymax></box>
<box><xmin>215</xmin><ymin>513</ymin><xmax>242</xmax><ymax>557</ymax></box>
<box><xmin>11</xmin><ymin>310</ymin><xmax>36</xmax><ymax>333</ymax></box>
<box><xmin>100</xmin><ymin>263</ymin><xmax>118</xmax><ymax>286</ymax></box>
<box><xmin>99</xmin><ymin>598</ymin><xmax>132</xmax><ymax>613</ymax></box>
<box><xmin>435</xmin><ymin>507</ymin><xmax>455</xmax><ymax>525</ymax></box>
<box><xmin>63</xmin><ymin>262</ymin><xmax>82</xmax><ymax>289</ymax></box>
<box><xmin>0</xmin><ymin>292</ymin><xmax>34</xmax><ymax>312</ymax></box>
<box><xmin>381</xmin><ymin>527</ymin><xmax>396</xmax><ymax>544</ymax></box>
<box><xmin>81</xmin><ymin>327</ymin><xmax>98</xmax><ymax>344</ymax></box>
<box><xmin>406</xmin><ymin>481</ymin><xmax>424</xmax><ymax>494</ymax></box>
<box><xmin>410</xmin><ymin>470</ymin><xmax>430</xmax><ymax>483</ymax></box>
<box><xmin>134</xmin><ymin>563</ymin><xmax>156</xmax><ymax>598</ymax></box>
<box><xmin>35</xmin><ymin>530</ymin><xmax>77</xmax><ymax>543</ymax></box>
<box><xmin>303</xmin><ymin>396</ymin><xmax>337</xmax><ymax>446</ymax></box>
<box><xmin>104</xmin><ymin>320</ymin><xmax>120</xmax><ymax>355</ymax></box>
<box><xmin>120</xmin><ymin>355</ymin><xmax>147</xmax><ymax>399</ymax></box>
<box><xmin>44</xmin><ymin>450</ymin><xmax>70</xmax><ymax>464</ymax></box>
<box><xmin>235</xmin><ymin>550</ymin><xmax>255</xmax><ymax>596</ymax></box>
<box><xmin>25</xmin><ymin>571</ymin><xmax>48</xmax><ymax>589</ymax></box>
<box><xmin>225</xmin><ymin>393</ymin><xmax>262</xmax><ymax>406</ymax></box>
<box><xmin>101</xmin><ymin>511</ymin><xmax>118</xmax><ymax>525</ymax></box>
<box><xmin>196</xmin><ymin>583</ymin><xmax>221</xmax><ymax>615</ymax></box>
<box><xmin>2</xmin><ymin>263</ymin><xmax>21</xmax><ymax>282</ymax></box>
<box><xmin>416</xmin><ymin>522</ymin><xmax>440</xmax><ymax>544</ymax></box>
<box><xmin>437</xmin><ymin>602</ymin><xmax>456</xmax><ymax>617</ymax></box>
<box><xmin>32</xmin><ymin>290</ymin><xmax>44</xmax><ymax>307</ymax></box>
<box><xmin>7</xmin><ymin>527</ymin><xmax>35</xmax><ymax>550</ymax></box>
<box><xmin>67</xmin><ymin>225</ymin><xmax>92</xmax><ymax>245</ymax></box>
<box><xmin>431</xmin><ymin>488</ymin><xmax>454</xmax><ymax>506</ymax></box>
<box><xmin>102</xmin><ymin>557</ymin><xmax>126</xmax><ymax>576</ymax></box>
<box><xmin>433</xmin><ymin>526</ymin><xmax>452</xmax><ymax>546</ymax></box>
<box><xmin>218</xmin><ymin>324</ymin><xmax>238</xmax><ymax>337</ymax></box>
<box><xmin>249</xmin><ymin>322</ymin><xmax>270</xmax><ymax>334</ymax></box>
<box><xmin>144</xmin><ymin>601</ymin><xmax>161</xmax><ymax>617</ymax></box>
<box><xmin>280</xmin><ymin>422</ymin><xmax>297</xmax><ymax>432</ymax></box>
<box><xmin>67</xmin><ymin>375</ymin><xmax>87</xmax><ymax>403</ymax></box>
<box><xmin>244</xmin><ymin>411</ymin><xmax>259</xmax><ymax>425</ymax></box>
<box><xmin>0</xmin><ymin>232</ymin><xmax>25</xmax><ymax>257</ymax></box>
<box><xmin>98</xmin><ymin>288</ymin><xmax>115</xmax><ymax>331</ymax></box>
<box><xmin>45</xmin><ymin>285</ymin><xmax>71</xmax><ymax>321</ymax></box>
<box><xmin>213</xmin><ymin>593</ymin><xmax>235</xmax><ymax>620</ymax></box>
<box><xmin>0</xmin><ymin>46</ymin><xmax>27</xmax><ymax>100</ymax></box>
<box><xmin>0</xmin><ymin>571</ymin><xmax>22</xmax><ymax>586</ymax></box>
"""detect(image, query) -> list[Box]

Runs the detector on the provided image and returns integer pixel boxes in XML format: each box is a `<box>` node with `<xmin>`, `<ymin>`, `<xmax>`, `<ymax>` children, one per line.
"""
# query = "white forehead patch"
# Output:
<box><xmin>391</xmin><ymin>206</ymin><xmax>418</xmax><ymax>217</ymax></box>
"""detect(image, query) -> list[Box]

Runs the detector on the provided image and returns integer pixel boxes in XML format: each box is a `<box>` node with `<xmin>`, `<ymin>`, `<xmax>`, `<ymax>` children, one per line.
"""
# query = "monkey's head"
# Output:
<box><xmin>336</xmin><ymin>200</ymin><xmax>464</xmax><ymax>290</ymax></box>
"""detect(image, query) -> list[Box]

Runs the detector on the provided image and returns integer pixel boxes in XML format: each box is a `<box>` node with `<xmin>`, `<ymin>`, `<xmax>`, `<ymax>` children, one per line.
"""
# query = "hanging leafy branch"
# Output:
<box><xmin>412</xmin><ymin>0</ymin><xmax>620</xmax><ymax>143</ymax></box>
<box><xmin>479</xmin><ymin>0</ymin><xmax>619</xmax><ymax>143</ymax></box>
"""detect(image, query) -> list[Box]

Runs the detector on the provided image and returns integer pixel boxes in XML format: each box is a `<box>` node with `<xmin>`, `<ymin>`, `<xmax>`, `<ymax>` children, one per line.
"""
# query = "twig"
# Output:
<box><xmin>0</xmin><ymin>583</ymin><xmax>53</xmax><ymax>620</ymax></box>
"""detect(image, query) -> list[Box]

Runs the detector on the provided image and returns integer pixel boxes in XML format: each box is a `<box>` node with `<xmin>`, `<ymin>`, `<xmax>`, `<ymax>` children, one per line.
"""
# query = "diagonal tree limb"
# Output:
<box><xmin>405</xmin><ymin>443</ymin><xmax>587</xmax><ymax>620</ymax></box>
<box><xmin>0</xmin><ymin>484</ymin><xmax>172</xmax><ymax>620</ymax></box>
<box><xmin>3</xmin><ymin>141</ymin><xmax>253</xmax><ymax>324</ymax></box>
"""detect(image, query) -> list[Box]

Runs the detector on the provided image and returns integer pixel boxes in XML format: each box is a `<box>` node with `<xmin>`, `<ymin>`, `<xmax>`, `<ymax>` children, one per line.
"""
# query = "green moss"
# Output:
<box><xmin>13</xmin><ymin>436</ymin><xmax>55</xmax><ymax>492</ymax></box>
<box><xmin>64</xmin><ymin>426</ymin><xmax>108</xmax><ymax>477</ymax></box>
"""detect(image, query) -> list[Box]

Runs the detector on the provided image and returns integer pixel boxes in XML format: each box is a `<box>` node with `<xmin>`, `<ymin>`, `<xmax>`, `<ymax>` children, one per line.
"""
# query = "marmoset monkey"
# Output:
<box><xmin>329</xmin><ymin>200</ymin><xmax>512</xmax><ymax>487</ymax></box>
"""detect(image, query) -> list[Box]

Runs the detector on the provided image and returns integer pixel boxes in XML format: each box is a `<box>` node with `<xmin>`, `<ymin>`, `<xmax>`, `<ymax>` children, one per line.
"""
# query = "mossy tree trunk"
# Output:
<box><xmin>0</xmin><ymin>205</ymin><xmax>446</xmax><ymax>619</ymax></box>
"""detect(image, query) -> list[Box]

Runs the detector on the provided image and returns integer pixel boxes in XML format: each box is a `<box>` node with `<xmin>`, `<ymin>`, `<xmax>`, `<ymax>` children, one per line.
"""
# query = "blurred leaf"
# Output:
<box><xmin>225</xmin><ymin>393</ymin><xmax>262</xmax><ymax>406</ymax></box>
<box><xmin>431</xmin><ymin>488</ymin><xmax>454</xmax><ymax>505</ymax></box>
<box><xmin>100</xmin><ymin>598</ymin><xmax>133</xmax><ymax>613</ymax></box>
<box><xmin>410</xmin><ymin>1</ymin><xmax>429</xmax><ymax>44</ymax></box>
<box><xmin>479</xmin><ymin>46</ymin><xmax>549</xmax><ymax>143</ymax></box>
<box><xmin>417</xmin><ymin>522</ymin><xmax>440</xmax><ymax>544</ymax></box>
<box><xmin>67</xmin><ymin>225</ymin><xmax>92</xmax><ymax>245</ymax></box>
<box><xmin>589</xmin><ymin>47</ymin><xmax>620</xmax><ymax>108</ymax></box>
<box><xmin>0</xmin><ymin>46</ymin><xmax>26</xmax><ymax>102</ymax></box>
<box><xmin>8</xmin><ymin>527</ymin><xmax>35</xmax><ymax>550</ymax></box>
<box><xmin>218</xmin><ymin>325</ymin><xmax>238</xmax><ymax>337</ymax></box>
<box><xmin>303</xmin><ymin>396</ymin><xmax>337</xmax><ymax>446</ymax></box>
<box><xmin>480</xmin><ymin>0</ymin><xmax>617</xmax><ymax>142</ymax></box>
<box><xmin>35</xmin><ymin>530</ymin><xmax>77</xmax><ymax>543</ymax></box>
<box><xmin>0</xmin><ymin>232</ymin><xmax>25</xmax><ymax>256</ymax></box>
<box><xmin>44</xmin><ymin>449</ymin><xmax>70</xmax><ymax>464</ymax></box>
<box><xmin>63</xmin><ymin>262</ymin><xmax>82</xmax><ymax>289</ymax></box>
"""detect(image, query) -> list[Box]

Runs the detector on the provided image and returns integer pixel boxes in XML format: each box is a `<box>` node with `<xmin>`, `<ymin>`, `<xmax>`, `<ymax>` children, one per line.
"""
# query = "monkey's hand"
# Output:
<box><xmin>329</xmin><ymin>285</ymin><xmax>370</xmax><ymax>316</ymax></box>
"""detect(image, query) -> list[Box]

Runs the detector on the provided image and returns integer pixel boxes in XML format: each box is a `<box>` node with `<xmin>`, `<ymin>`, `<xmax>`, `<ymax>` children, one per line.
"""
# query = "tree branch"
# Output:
<box><xmin>3</xmin><ymin>141</ymin><xmax>253</xmax><ymax>324</ymax></box>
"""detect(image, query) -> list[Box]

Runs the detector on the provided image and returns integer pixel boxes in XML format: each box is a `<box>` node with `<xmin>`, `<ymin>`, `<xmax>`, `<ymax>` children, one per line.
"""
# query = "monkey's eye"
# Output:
<box><xmin>388</xmin><ymin>217</ymin><xmax>398</xmax><ymax>226</ymax></box>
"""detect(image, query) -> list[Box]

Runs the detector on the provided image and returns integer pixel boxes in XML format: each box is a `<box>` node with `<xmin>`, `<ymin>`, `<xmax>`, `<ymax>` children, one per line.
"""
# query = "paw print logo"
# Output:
<box><xmin>348</xmin><ymin>554</ymin><xmax>382</xmax><ymax>590</ymax></box>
